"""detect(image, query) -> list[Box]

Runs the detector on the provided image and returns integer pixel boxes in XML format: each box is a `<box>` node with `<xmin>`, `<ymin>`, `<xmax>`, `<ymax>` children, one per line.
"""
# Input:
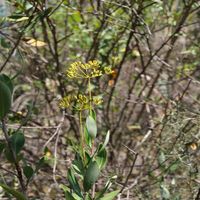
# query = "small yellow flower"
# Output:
<box><xmin>59</xmin><ymin>95</ymin><xmax>74</xmax><ymax>108</ymax></box>
<box><xmin>59</xmin><ymin>94</ymin><xmax>91</xmax><ymax>111</ymax></box>
<box><xmin>75</xmin><ymin>94</ymin><xmax>90</xmax><ymax>110</ymax></box>
<box><xmin>104</xmin><ymin>66</ymin><xmax>113</xmax><ymax>74</ymax></box>
<box><xmin>65</xmin><ymin>60</ymin><xmax>104</xmax><ymax>79</ymax></box>
<box><xmin>92</xmin><ymin>96</ymin><xmax>103</xmax><ymax>105</ymax></box>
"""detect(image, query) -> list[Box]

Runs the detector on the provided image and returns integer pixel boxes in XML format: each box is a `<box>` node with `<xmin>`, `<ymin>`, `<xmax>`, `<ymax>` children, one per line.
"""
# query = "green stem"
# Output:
<box><xmin>79</xmin><ymin>111</ymin><xmax>85</xmax><ymax>162</ymax></box>
<box><xmin>88</xmin><ymin>78</ymin><xmax>92</xmax><ymax>115</ymax></box>
<box><xmin>88</xmin><ymin>77</ymin><xmax>95</xmax><ymax>154</ymax></box>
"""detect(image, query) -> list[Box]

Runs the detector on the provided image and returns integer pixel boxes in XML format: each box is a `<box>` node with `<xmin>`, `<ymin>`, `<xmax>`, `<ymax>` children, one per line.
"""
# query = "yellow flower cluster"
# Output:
<box><xmin>59</xmin><ymin>95</ymin><xmax>74</xmax><ymax>109</ymax></box>
<box><xmin>59</xmin><ymin>94</ymin><xmax>103</xmax><ymax>110</ymax></box>
<box><xmin>66</xmin><ymin>60</ymin><xmax>113</xmax><ymax>79</ymax></box>
<box><xmin>59</xmin><ymin>60</ymin><xmax>111</xmax><ymax>111</ymax></box>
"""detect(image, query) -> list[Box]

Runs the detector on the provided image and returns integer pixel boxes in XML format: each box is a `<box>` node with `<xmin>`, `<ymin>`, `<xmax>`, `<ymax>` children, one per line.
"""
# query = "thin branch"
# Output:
<box><xmin>120</xmin><ymin>146</ymin><xmax>138</xmax><ymax>193</ymax></box>
<box><xmin>1</xmin><ymin>119</ymin><xmax>27</xmax><ymax>196</ymax></box>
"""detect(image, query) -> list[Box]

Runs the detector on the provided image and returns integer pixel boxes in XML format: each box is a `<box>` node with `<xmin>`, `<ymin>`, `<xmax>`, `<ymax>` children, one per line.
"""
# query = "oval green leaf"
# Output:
<box><xmin>96</xmin><ymin>147</ymin><xmax>107</xmax><ymax>169</ymax></box>
<box><xmin>23</xmin><ymin>165</ymin><xmax>34</xmax><ymax>180</ymax></box>
<box><xmin>83</xmin><ymin>161</ymin><xmax>100</xmax><ymax>192</ymax></box>
<box><xmin>0</xmin><ymin>81</ymin><xmax>12</xmax><ymax>119</ymax></box>
<box><xmin>10</xmin><ymin>131</ymin><xmax>25</xmax><ymax>155</ymax></box>
<box><xmin>0</xmin><ymin>74</ymin><xmax>13</xmax><ymax>93</ymax></box>
<box><xmin>86</xmin><ymin>115</ymin><xmax>97</xmax><ymax>139</ymax></box>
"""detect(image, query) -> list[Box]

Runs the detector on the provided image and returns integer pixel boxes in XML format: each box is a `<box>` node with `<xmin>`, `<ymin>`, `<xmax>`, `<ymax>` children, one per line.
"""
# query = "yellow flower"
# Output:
<box><xmin>104</xmin><ymin>66</ymin><xmax>113</xmax><ymax>74</ymax></box>
<box><xmin>65</xmin><ymin>60</ymin><xmax>104</xmax><ymax>79</ymax></box>
<box><xmin>59</xmin><ymin>94</ymin><xmax>91</xmax><ymax>111</ymax></box>
<box><xmin>92</xmin><ymin>96</ymin><xmax>103</xmax><ymax>105</ymax></box>
<box><xmin>59</xmin><ymin>95</ymin><xmax>74</xmax><ymax>108</ymax></box>
<box><xmin>75</xmin><ymin>94</ymin><xmax>90</xmax><ymax>110</ymax></box>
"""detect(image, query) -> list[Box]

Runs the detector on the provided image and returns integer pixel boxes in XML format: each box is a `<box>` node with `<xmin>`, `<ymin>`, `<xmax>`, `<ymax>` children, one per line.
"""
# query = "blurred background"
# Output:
<box><xmin>0</xmin><ymin>0</ymin><xmax>200</xmax><ymax>199</ymax></box>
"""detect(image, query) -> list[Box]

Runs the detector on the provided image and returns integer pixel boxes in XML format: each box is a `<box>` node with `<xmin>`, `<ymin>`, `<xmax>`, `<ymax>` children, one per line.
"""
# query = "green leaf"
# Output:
<box><xmin>35</xmin><ymin>157</ymin><xmax>45</xmax><ymax>173</ymax></box>
<box><xmin>23</xmin><ymin>165</ymin><xmax>34</xmax><ymax>180</ymax></box>
<box><xmin>169</xmin><ymin>162</ymin><xmax>179</xmax><ymax>173</ymax></box>
<box><xmin>96</xmin><ymin>145</ymin><xmax>107</xmax><ymax>169</ymax></box>
<box><xmin>10</xmin><ymin>131</ymin><xmax>25</xmax><ymax>155</ymax></box>
<box><xmin>60</xmin><ymin>185</ymin><xmax>82</xmax><ymax>200</ymax></box>
<box><xmin>0</xmin><ymin>183</ymin><xmax>27</xmax><ymax>200</ymax></box>
<box><xmin>83</xmin><ymin>161</ymin><xmax>100</xmax><ymax>192</ymax></box>
<box><xmin>95</xmin><ymin>179</ymin><xmax>112</xmax><ymax>199</ymax></box>
<box><xmin>65</xmin><ymin>191</ymin><xmax>76</xmax><ymax>200</ymax></box>
<box><xmin>0</xmin><ymin>81</ymin><xmax>12</xmax><ymax>119</ymax></box>
<box><xmin>72</xmin><ymin>153</ymin><xmax>85</xmax><ymax>177</ymax></box>
<box><xmin>0</xmin><ymin>38</ymin><xmax>10</xmax><ymax>48</ymax></box>
<box><xmin>4</xmin><ymin>146</ymin><xmax>15</xmax><ymax>162</ymax></box>
<box><xmin>4</xmin><ymin>146</ymin><xmax>23</xmax><ymax>163</ymax></box>
<box><xmin>67</xmin><ymin>168</ymin><xmax>83</xmax><ymax>198</ymax></box>
<box><xmin>86</xmin><ymin>115</ymin><xmax>97</xmax><ymax>139</ymax></box>
<box><xmin>85</xmin><ymin>151</ymin><xmax>92</xmax><ymax>165</ymax></box>
<box><xmin>95</xmin><ymin>176</ymin><xmax>117</xmax><ymax>199</ymax></box>
<box><xmin>85</xmin><ymin>193</ymin><xmax>93</xmax><ymax>200</ymax></box>
<box><xmin>0</xmin><ymin>142</ymin><xmax>5</xmax><ymax>155</ymax></box>
<box><xmin>72</xmin><ymin>11</ymin><xmax>82</xmax><ymax>23</ymax></box>
<box><xmin>90</xmin><ymin>109</ymin><xmax>96</xmax><ymax>120</ymax></box>
<box><xmin>0</xmin><ymin>74</ymin><xmax>13</xmax><ymax>94</ymax></box>
<box><xmin>101</xmin><ymin>131</ymin><xmax>110</xmax><ymax>151</ymax></box>
<box><xmin>84</xmin><ymin>126</ymin><xmax>92</xmax><ymax>148</ymax></box>
<box><xmin>99</xmin><ymin>190</ymin><xmax>120</xmax><ymax>200</ymax></box>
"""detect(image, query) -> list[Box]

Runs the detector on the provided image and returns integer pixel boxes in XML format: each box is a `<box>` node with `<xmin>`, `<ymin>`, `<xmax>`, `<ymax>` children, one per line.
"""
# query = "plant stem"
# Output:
<box><xmin>1</xmin><ymin>119</ymin><xmax>27</xmax><ymax>197</ymax></box>
<box><xmin>79</xmin><ymin>111</ymin><xmax>85</xmax><ymax>162</ymax></box>
<box><xmin>88</xmin><ymin>78</ymin><xmax>92</xmax><ymax>115</ymax></box>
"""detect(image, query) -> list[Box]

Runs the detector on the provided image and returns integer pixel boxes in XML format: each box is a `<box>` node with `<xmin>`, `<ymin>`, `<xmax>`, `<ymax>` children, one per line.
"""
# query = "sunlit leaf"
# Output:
<box><xmin>26</xmin><ymin>38</ymin><xmax>46</xmax><ymax>47</ymax></box>
<box><xmin>96</xmin><ymin>145</ymin><xmax>107</xmax><ymax>169</ymax></box>
<box><xmin>102</xmin><ymin>131</ymin><xmax>110</xmax><ymax>150</ymax></box>
<box><xmin>86</xmin><ymin>115</ymin><xmax>97</xmax><ymax>139</ymax></box>
<box><xmin>99</xmin><ymin>190</ymin><xmax>120</xmax><ymax>200</ymax></box>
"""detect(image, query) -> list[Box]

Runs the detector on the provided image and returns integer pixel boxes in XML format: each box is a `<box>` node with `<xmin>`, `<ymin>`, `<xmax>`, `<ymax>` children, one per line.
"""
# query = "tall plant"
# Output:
<box><xmin>59</xmin><ymin>60</ymin><xmax>119</xmax><ymax>200</ymax></box>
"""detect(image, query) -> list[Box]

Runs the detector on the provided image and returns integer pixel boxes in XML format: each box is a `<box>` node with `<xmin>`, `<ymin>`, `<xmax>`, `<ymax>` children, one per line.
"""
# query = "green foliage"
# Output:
<box><xmin>95</xmin><ymin>145</ymin><xmax>107</xmax><ymax>170</ymax></box>
<box><xmin>23</xmin><ymin>165</ymin><xmax>34</xmax><ymax>180</ymax></box>
<box><xmin>10</xmin><ymin>131</ymin><xmax>25</xmax><ymax>155</ymax></box>
<box><xmin>65</xmin><ymin>191</ymin><xmax>76</xmax><ymax>200</ymax></box>
<box><xmin>86</xmin><ymin>115</ymin><xmax>97</xmax><ymax>139</ymax></box>
<box><xmin>67</xmin><ymin>168</ymin><xmax>83</xmax><ymax>198</ymax></box>
<box><xmin>0</xmin><ymin>183</ymin><xmax>27</xmax><ymax>200</ymax></box>
<box><xmin>99</xmin><ymin>190</ymin><xmax>120</xmax><ymax>200</ymax></box>
<box><xmin>4</xmin><ymin>131</ymin><xmax>25</xmax><ymax>163</ymax></box>
<box><xmin>1</xmin><ymin>0</ymin><xmax>199</xmax><ymax>199</ymax></box>
<box><xmin>0</xmin><ymin>74</ymin><xmax>13</xmax><ymax>120</ymax></box>
<box><xmin>83</xmin><ymin>161</ymin><xmax>100</xmax><ymax>192</ymax></box>
<box><xmin>0</xmin><ymin>74</ymin><xmax>14</xmax><ymax>93</ymax></box>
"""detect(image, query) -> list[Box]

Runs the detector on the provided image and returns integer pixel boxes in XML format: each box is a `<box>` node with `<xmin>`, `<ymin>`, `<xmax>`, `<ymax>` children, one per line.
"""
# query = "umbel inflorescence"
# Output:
<box><xmin>59</xmin><ymin>60</ymin><xmax>113</xmax><ymax>110</ymax></box>
<box><xmin>65</xmin><ymin>60</ymin><xmax>113</xmax><ymax>79</ymax></box>
<box><xmin>59</xmin><ymin>94</ymin><xmax>103</xmax><ymax>111</ymax></box>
